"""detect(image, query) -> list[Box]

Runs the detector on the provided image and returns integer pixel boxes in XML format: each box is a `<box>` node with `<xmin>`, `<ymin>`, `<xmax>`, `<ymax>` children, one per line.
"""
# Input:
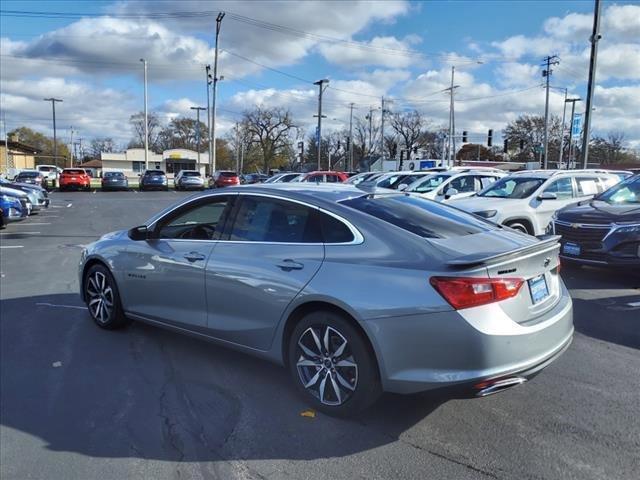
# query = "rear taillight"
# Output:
<box><xmin>430</xmin><ymin>276</ymin><xmax>524</xmax><ymax>310</ymax></box>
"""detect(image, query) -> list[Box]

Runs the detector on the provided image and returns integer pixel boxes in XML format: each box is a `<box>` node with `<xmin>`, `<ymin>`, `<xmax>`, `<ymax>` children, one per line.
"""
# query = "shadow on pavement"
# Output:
<box><xmin>562</xmin><ymin>265</ymin><xmax>640</xmax><ymax>350</ymax></box>
<box><xmin>1</xmin><ymin>293</ymin><xmax>447</xmax><ymax>463</ymax></box>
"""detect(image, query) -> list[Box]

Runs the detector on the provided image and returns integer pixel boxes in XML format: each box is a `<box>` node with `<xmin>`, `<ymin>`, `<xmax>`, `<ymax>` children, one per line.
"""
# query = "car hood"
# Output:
<box><xmin>448</xmin><ymin>195</ymin><xmax>523</xmax><ymax>212</ymax></box>
<box><xmin>9</xmin><ymin>182</ymin><xmax>45</xmax><ymax>192</ymax></box>
<box><xmin>0</xmin><ymin>186</ymin><xmax>28</xmax><ymax>197</ymax></box>
<box><xmin>557</xmin><ymin>199</ymin><xmax>640</xmax><ymax>224</ymax></box>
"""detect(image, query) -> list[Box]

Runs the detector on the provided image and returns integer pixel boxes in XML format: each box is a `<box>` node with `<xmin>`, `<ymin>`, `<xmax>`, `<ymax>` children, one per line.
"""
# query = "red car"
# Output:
<box><xmin>59</xmin><ymin>168</ymin><xmax>91</xmax><ymax>191</ymax></box>
<box><xmin>296</xmin><ymin>171</ymin><xmax>349</xmax><ymax>183</ymax></box>
<box><xmin>209</xmin><ymin>171</ymin><xmax>240</xmax><ymax>188</ymax></box>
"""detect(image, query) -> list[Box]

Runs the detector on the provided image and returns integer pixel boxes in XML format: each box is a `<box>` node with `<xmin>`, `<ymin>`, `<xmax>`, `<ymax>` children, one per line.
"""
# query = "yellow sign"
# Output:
<box><xmin>169</xmin><ymin>153</ymin><xmax>182</xmax><ymax>159</ymax></box>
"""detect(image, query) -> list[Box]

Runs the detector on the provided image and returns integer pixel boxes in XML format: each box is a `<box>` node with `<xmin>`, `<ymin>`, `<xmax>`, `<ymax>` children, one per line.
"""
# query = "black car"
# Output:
<box><xmin>15</xmin><ymin>170</ymin><xmax>45</xmax><ymax>186</ymax></box>
<box><xmin>139</xmin><ymin>170</ymin><xmax>168</xmax><ymax>191</ymax></box>
<box><xmin>101</xmin><ymin>171</ymin><xmax>129</xmax><ymax>191</ymax></box>
<box><xmin>554</xmin><ymin>174</ymin><xmax>640</xmax><ymax>268</ymax></box>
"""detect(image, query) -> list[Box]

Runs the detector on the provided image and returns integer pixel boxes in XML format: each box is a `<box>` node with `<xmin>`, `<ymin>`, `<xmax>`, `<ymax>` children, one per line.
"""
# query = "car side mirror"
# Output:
<box><xmin>128</xmin><ymin>225</ymin><xmax>150</xmax><ymax>241</ymax></box>
<box><xmin>537</xmin><ymin>191</ymin><xmax>557</xmax><ymax>201</ymax></box>
<box><xmin>444</xmin><ymin>188</ymin><xmax>459</xmax><ymax>199</ymax></box>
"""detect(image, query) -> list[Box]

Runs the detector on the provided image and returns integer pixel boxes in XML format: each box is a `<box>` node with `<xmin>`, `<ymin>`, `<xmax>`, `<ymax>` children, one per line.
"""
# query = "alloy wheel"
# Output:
<box><xmin>296</xmin><ymin>325</ymin><xmax>358</xmax><ymax>406</ymax></box>
<box><xmin>86</xmin><ymin>271</ymin><xmax>114</xmax><ymax>324</ymax></box>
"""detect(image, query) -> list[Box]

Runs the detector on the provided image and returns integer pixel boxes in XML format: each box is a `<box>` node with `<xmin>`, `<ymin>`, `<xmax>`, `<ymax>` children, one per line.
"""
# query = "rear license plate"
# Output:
<box><xmin>563</xmin><ymin>242</ymin><xmax>581</xmax><ymax>256</ymax></box>
<box><xmin>71</xmin><ymin>177</ymin><xmax>77</xmax><ymax>180</ymax></box>
<box><xmin>528</xmin><ymin>275</ymin><xmax>549</xmax><ymax>304</ymax></box>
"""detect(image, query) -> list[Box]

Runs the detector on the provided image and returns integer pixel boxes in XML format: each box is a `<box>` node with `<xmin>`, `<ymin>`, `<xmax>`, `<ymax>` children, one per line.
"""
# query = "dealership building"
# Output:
<box><xmin>100</xmin><ymin>148</ymin><xmax>210</xmax><ymax>176</ymax></box>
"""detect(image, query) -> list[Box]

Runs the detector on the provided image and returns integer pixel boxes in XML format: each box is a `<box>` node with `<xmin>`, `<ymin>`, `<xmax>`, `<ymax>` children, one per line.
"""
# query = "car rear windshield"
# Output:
<box><xmin>596</xmin><ymin>175</ymin><xmax>640</xmax><ymax>204</ymax></box>
<box><xmin>145</xmin><ymin>170</ymin><xmax>165</xmax><ymax>175</ymax></box>
<box><xmin>219</xmin><ymin>171</ymin><xmax>237</xmax><ymax>177</ymax></box>
<box><xmin>38</xmin><ymin>166</ymin><xmax>54</xmax><ymax>171</ymax></box>
<box><xmin>63</xmin><ymin>169</ymin><xmax>85</xmax><ymax>175</ymax></box>
<box><xmin>182</xmin><ymin>171</ymin><xmax>201</xmax><ymax>177</ymax></box>
<box><xmin>340</xmin><ymin>194</ymin><xmax>493</xmax><ymax>238</ymax></box>
<box><xmin>477</xmin><ymin>177</ymin><xmax>545</xmax><ymax>199</ymax></box>
<box><xmin>18</xmin><ymin>171</ymin><xmax>40</xmax><ymax>177</ymax></box>
<box><xmin>104</xmin><ymin>172</ymin><xmax>124</xmax><ymax>178</ymax></box>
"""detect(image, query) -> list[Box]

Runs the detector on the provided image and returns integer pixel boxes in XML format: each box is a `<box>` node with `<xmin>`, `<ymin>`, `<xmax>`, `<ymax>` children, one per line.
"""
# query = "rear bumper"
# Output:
<box><xmin>364</xmin><ymin>287</ymin><xmax>574</xmax><ymax>395</ymax></box>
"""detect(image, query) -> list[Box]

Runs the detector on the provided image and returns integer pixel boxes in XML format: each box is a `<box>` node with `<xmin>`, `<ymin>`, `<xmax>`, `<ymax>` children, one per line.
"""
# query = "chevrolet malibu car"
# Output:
<box><xmin>553</xmin><ymin>174</ymin><xmax>640</xmax><ymax>268</ymax></box>
<box><xmin>79</xmin><ymin>184</ymin><xmax>573</xmax><ymax>416</ymax></box>
<box><xmin>139</xmin><ymin>169</ymin><xmax>168</xmax><ymax>191</ymax></box>
<box><xmin>450</xmin><ymin>170</ymin><xmax>620</xmax><ymax>235</ymax></box>
<box><xmin>101</xmin><ymin>171</ymin><xmax>129</xmax><ymax>191</ymax></box>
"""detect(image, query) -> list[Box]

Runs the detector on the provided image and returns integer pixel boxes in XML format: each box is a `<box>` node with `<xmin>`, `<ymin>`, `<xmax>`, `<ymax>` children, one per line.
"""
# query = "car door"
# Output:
<box><xmin>121</xmin><ymin>194</ymin><xmax>234</xmax><ymax>329</ymax></box>
<box><xmin>531</xmin><ymin>177</ymin><xmax>575</xmax><ymax>233</ymax></box>
<box><xmin>204</xmin><ymin>194</ymin><xmax>325</xmax><ymax>350</ymax></box>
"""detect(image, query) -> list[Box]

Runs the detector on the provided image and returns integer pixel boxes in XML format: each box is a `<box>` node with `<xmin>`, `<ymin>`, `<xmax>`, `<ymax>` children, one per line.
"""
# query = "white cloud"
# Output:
<box><xmin>319</xmin><ymin>36</ymin><xmax>419</xmax><ymax>69</ymax></box>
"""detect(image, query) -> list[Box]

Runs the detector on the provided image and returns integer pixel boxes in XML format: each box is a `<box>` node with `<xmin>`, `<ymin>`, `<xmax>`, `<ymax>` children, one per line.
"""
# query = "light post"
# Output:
<box><xmin>43</xmin><ymin>98</ymin><xmax>62</xmax><ymax>166</ymax></box>
<box><xmin>190</xmin><ymin>106</ymin><xmax>207</xmax><ymax>170</ymax></box>
<box><xmin>139</xmin><ymin>58</ymin><xmax>149</xmax><ymax>171</ymax></box>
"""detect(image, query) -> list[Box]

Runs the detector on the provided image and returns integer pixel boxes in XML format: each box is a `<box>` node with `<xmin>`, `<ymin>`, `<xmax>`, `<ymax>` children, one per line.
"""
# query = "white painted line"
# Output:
<box><xmin>67</xmin><ymin>203</ymin><xmax>72</xmax><ymax>208</ymax></box>
<box><xmin>0</xmin><ymin>245</ymin><xmax>24</xmax><ymax>249</ymax></box>
<box><xmin>38</xmin><ymin>215</ymin><xmax>59</xmax><ymax>218</ymax></box>
<box><xmin>626</xmin><ymin>301</ymin><xmax>640</xmax><ymax>307</ymax></box>
<box><xmin>13</xmin><ymin>223</ymin><xmax>51</xmax><ymax>226</ymax></box>
<box><xmin>92</xmin><ymin>190</ymin><xmax>96</xmax><ymax>194</ymax></box>
<box><xmin>51</xmin><ymin>205</ymin><xmax>64</xmax><ymax>208</ymax></box>
<box><xmin>36</xmin><ymin>302</ymin><xmax>87</xmax><ymax>310</ymax></box>
<box><xmin>0</xmin><ymin>231</ymin><xmax>40</xmax><ymax>235</ymax></box>
<box><xmin>133</xmin><ymin>190</ymin><xmax>138</xmax><ymax>194</ymax></box>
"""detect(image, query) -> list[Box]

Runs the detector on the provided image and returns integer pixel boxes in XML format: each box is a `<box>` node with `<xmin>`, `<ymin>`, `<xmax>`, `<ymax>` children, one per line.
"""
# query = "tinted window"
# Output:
<box><xmin>182</xmin><ymin>171</ymin><xmax>201</xmax><ymax>177</ymax></box>
<box><xmin>544</xmin><ymin>177</ymin><xmax>574</xmax><ymax>199</ymax></box>
<box><xmin>158</xmin><ymin>197</ymin><xmax>230</xmax><ymax>240</ymax></box>
<box><xmin>229</xmin><ymin>197</ymin><xmax>321</xmax><ymax>243</ymax></box>
<box><xmin>325</xmin><ymin>174</ymin><xmax>339</xmax><ymax>183</ymax></box>
<box><xmin>63</xmin><ymin>169</ymin><xmax>85</xmax><ymax>175</ymax></box>
<box><xmin>341</xmin><ymin>194</ymin><xmax>493</xmax><ymax>239</ymax></box>
<box><xmin>320</xmin><ymin>212</ymin><xmax>354</xmax><ymax>243</ymax></box>
<box><xmin>478</xmin><ymin>177</ymin><xmax>545</xmax><ymax>199</ymax></box>
<box><xmin>104</xmin><ymin>172</ymin><xmax>124</xmax><ymax>178</ymax></box>
<box><xmin>449</xmin><ymin>175</ymin><xmax>476</xmax><ymax>193</ymax></box>
<box><xmin>145</xmin><ymin>170</ymin><xmax>165</xmax><ymax>176</ymax></box>
<box><xmin>219</xmin><ymin>171</ymin><xmax>236</xmax><ymax>177</ymax></box>
<box><xmin>575</xmin><ymin>177</ymin><xmax>599</xmax><ymax>196</ymax></box>
<box><xmin>18</xmin><ymin>171</ymin><xmax>39</xmax><ymax>177</ymax></box>
<box><xmin>479</xmin><ymin>176</ymin><xmax>499</xmax><ymax>189</ymax></box>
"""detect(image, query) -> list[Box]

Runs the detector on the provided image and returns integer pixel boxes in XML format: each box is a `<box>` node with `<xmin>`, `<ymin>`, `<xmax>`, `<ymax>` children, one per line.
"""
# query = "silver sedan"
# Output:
<box><xmin>79</xmin><ymin>184</ymin><xmax>573</xmax><ymax>416</ymax></box>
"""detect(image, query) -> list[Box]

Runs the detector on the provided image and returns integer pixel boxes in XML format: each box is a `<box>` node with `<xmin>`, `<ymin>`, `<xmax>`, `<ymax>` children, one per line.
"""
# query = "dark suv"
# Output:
<box><xmin>139</xmin><ymin>170</ymin><xmax>168</xmax><ymax>191</ymax></box>
<box><xmin>554</xmin><ymin>174</ymin><xmax>640</xmax><ymax>268</ymax></box>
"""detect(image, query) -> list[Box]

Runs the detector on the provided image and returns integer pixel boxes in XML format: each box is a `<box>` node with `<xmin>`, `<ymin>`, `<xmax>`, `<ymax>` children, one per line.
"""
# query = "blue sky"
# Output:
<box><xmin>1</xmin><ymin>1</ymin><xmax>639</xmax><ymax>148</ymax></box>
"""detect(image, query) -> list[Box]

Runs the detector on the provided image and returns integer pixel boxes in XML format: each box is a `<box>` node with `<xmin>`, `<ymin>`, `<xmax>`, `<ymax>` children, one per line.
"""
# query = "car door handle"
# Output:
<box><xmin>276</xmin><ymin>259</ymin><xmax>304</xmax><ymax>271</ymax></box>
<box><xmin>183</xmin><ymin>252</ymin><xmax>206</xmax><ymax>262</ymax></box>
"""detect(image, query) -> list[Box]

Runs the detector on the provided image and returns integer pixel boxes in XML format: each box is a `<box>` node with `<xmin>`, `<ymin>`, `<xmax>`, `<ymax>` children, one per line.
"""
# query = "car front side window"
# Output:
<box><xmin>157</xmin><ymin>196</ymin><xmax>231</xmax><ymax>240</ymax></box>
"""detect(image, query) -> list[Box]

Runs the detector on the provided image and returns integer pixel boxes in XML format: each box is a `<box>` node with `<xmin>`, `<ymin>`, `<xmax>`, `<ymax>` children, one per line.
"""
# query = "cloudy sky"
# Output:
<box><xmin>1</xmin><ymin>0</ymin><xmax>639</xmax><ymax>150</ymax></box>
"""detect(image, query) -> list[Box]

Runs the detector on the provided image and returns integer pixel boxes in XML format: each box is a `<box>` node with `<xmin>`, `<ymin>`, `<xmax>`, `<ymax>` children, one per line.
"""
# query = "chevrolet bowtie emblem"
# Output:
<box><xmin>571</xmin><ymin>223</ymin><xmax>580</xmax><ymax>229</ymax></box>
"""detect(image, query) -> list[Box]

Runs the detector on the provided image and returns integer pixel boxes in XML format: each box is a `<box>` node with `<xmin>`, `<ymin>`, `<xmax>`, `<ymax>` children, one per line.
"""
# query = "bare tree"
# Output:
<box><xmin>89</xmin><ymin>137</ymin><xmax>115</xmax><ymax>158</ymax></box>
<box><xmin>128</xmin><ymin>112</ymin><xmax>161</xmax><ymax>151</ymax></box>
<box><xmin>243</xmin><ymin>107</ymin><xmax>297</xmax><ymax>173</ymax></box>
<box><xmin>390</xmin><ymin>110</ymin><xmax>424</xmax><ymax>160</ymax></box>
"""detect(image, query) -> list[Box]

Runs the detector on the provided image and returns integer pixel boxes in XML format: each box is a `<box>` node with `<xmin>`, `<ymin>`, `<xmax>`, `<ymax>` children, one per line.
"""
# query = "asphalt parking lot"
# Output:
<box><xmin>1</xmin><ymin>190</ymin><xmax>639</xmax><ymax>480</ymax></box>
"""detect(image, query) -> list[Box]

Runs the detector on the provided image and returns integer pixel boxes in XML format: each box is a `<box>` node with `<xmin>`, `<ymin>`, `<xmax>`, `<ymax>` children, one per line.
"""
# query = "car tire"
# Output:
<box><xmin>505</xmin><ymin>220</ymin><xmax>532</xmax><ymax>235</ymax></box>
<box><xmin>84</xmin><ymin>264</ymin><xmax>131</xmax><ymax>330</ymax></box>
<box><xmin>288</xmin><ymin>310</ymin><xmax>381</xmax><ymax>417</ymax></box>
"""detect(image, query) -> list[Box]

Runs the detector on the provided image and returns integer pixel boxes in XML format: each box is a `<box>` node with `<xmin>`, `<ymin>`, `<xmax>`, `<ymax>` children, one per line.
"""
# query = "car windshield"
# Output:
<box><xmin>406</xmin><ymin>174</ymin><xmax>452</xmax><ymax>193</ymax></box>
<box><xmin>376</xmin><ymin>174</ymin><xmax>409</xmax><ymax>189</ymax></box>
<box><xmin>63</xmin><ymin>169</ymin><xmax>85</xmax><ymax>175</ymax></box>
<box><xmin>341</xmin><ymin>194</ymin><xmax>494</xmax><ymax>239</ymax></box>
<box><xmin>104</xmin><ymin>172</ymin><xmax>124</xmax><ymax>178</ymax></box>
<box><xmin>477</xmin><ymin>177</ymin><xmax>545</xmax><ymax>199</ymax></box>
<box><xmin>182</xmin><ymin>171</ymin><xmax>201</xmax><ymax>177</ymax></box>
<box><xmin>596</xmin><ymin>175</ymin><xmax>640</xmax><ymax>204</ymax></box>
<box><xmin>145</xmin><ymin>170</ymin><xmax>165</xmax><ymax>176</ymax></box>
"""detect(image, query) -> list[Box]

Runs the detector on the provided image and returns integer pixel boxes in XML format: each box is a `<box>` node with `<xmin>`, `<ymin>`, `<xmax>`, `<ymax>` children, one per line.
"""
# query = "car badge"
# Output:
<box><xmin>571</xmin><ymin>223</ymin><xmax>581</xmax><ymax>229</ymax></box>
<box><xmin>543</xmin><ymin>257</ymin><xmax>551</xmax><ymax>267</ymax></box>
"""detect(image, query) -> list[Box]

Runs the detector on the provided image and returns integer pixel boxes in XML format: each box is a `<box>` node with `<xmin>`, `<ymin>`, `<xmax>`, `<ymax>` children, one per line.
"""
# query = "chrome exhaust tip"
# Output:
<box><xmin>475</xmin><ymin>376</ymin><xmax>527</xmax><ymax>397</ymax></box>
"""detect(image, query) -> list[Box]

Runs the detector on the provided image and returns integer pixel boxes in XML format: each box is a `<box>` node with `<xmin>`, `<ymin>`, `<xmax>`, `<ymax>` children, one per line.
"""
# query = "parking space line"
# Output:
<box><xmin>67</xmin><ymin>203</ymin><xmax>73</xmax><ymax>208</ymax></box>
<box><xmin>0</xmin><ymin>232</ymin><xmax>40</xmax><ymax>235</ymax></box>
<box><xmin>13</xmin><ymin>223</ymin><xmax>51</xmax><ymax>226</ymax></box>
<box><xmin>0</xmin><ymin>245</ymin><xmax>24</xmax><ymax>249</ymax></box>
<box><xmin>36</xmin><ymin>302</ymin><xmax>87</xmax><ymax>310</ymax></box>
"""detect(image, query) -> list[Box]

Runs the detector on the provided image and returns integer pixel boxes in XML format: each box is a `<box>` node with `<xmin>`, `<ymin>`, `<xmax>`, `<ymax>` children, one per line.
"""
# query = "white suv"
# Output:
<box><xmin>403</xmin><ymin>169</ymin><xmax>506</xmax><ymax>202</ymax></box>
<box><xmin>449</xmin><ymin>170</ymin><xmax>621</xmax><ymax>235</ymax></box>
<box><xmin>37</xmin><ymin>164</ymin><xmax>62</xmax><ymax>181</ymax></box>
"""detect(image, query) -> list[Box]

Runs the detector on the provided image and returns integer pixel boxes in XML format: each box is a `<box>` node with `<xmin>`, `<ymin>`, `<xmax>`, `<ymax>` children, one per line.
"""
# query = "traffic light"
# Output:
<box><xmin>487</xmin><ymin>129</ymin><xmax>493</xmax><ymax>147</ymax></box>
<box><xmin>519</xmin><ymin>139</ymin><xmax>525</xmax><ymax>150</ymax></box>
<box><xmin>462</xmin><ymin>131</ymin><xmax>468</xmax><ymax>142</ymax></box>
<box><xmin>503</xmin><ymin>139</ymin><xmax>508</xmax><ymax>153</ymax></box>
<box><xmin>413</xmin><ymin>146</ymin><xmax>418</xmax><ymax>154</ymax></box>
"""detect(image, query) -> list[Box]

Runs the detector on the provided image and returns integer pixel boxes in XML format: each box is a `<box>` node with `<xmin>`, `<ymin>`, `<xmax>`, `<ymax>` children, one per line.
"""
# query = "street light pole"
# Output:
<box><xmin>206</xmin><ymin>64</ymin><xmax>212</xmax><ymax>170</ymax></box>
<box><xmin>348</xmin><ymin>102</ymin><xmax>355</xmax><ymax>171</ymax></box>
<box><xmin>211</xmin><ymin>12</ymin><xmax>225</xmax><ymax>175</ymax></box>
<box><xmin>43</xmin><ymin>98</ymin><xmax>62</xmax><ymax>166</ymax></box>
<box><xmin>565</xmin><ymin>97</ymin><xmax>581</xmax><ymax>169</ymax></box>
<box><xmin>313</xmin><ymin>78</ymin><xmax>329</xmax><ymax>170</ymax></box>
<box><xmin>542</xmin><ymin>55</ymin><xmax>560</xmax><ymax>169</ymax></box>
<box><xmin>190</xmin><ymin>106</ymin><xmax>207</xmax><ymax>170</ymax></box>
<box><xmin>558</xmin><ymin>88</ymin><xmax>568</xmax><ymax>166</ymax></box>
<box><xmin>139</xmin><ymin>58</ymin><xmax>149</xmax><ymax>171</ymax></box>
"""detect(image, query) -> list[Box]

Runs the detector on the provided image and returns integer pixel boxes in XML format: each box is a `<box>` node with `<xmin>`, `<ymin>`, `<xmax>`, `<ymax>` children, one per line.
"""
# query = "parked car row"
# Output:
<box><xmin>0</xmin><ymin>176</ymin><xmax>50</xmax><ymax>229</ymax></box>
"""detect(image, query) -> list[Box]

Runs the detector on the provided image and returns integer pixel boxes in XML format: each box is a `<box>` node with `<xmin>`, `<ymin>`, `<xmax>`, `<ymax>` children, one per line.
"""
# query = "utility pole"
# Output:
<box><xmin>380</xmin><ymin>97</ymin><xmax>386</xmax><ymax>163</ymax></box>
<box><xmin>2</xmin><ymin>111</ymin><xmax>9</xmax><ymax>170</ymax></box>
<box><xmin>206</xmin><ymin>64</ymin><xmax>212</xmax><ymax>172</ymax></box>
<box><xmin>211</xmin><ymin>12</ymin><xmax>225</xmax><ymax>174</ymax></box>
<box><xmin>348</xmin><ymin>103</ymin><xmax>355</xmax><ymax>171</ymax></box>
<box><xmin>565</xmin><ymin>97</ymin><xmax>581</xmax><ymax>169</ymax></box>
<box><xmin>558</xmin><ymin>88</ymin><xmax>568</xmax><ymax>167</ymax></box>
<box><xmin>139</xmin><ymin>58</ymin><xmax>149</xmax><ymax>171</ymax></box>
<box><xmin>78</xmin><ymin>137</ymin><xmax>83</xmax><ymax>163</ymax></box>
<box><xmin>445</xmin><ymin>67</ymin><xmax>459</xmax><ymax>167</ymax></box>
<box><xmin>542</xmin><ymin>55</ymin><xmax>560</xmax><ymax>169</ymax></box>
<box><xmin>43</xmin><ymin>97</ymin><xmax>62</xmax><ymax>166</ymax></box>
<box><xmin>581</xmin><ymin>0</ymin><xmax>602</xmax><ymax>168</ymax></box>
<box><xmin>190</xmin><ymin>106</ymin><xmax>207</xmax><ymax>170</ymax></box>
<box><xmin>313</xmin><ymin>78</ymin><xmax>329</xmax><ymax>170</ymax></box>
<box><xmin>69</xmin><ymin>126</ymin><xmax>74</xmax><ymax>167</ymax></box>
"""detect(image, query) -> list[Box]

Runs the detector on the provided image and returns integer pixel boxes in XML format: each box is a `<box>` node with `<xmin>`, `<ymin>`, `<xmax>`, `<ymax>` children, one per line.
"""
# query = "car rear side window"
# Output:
<box><xmin>341</xmin><ymin>194</ymin><xmax>493</xmax><ymax>239</ymax></box>
<box><xmin>229</xmin><ymin>197</ymin><xmax>322</xmax><ymax>243</ymax></box>
<box><xmin>543</xmin><ymin>177</ymin><xmax>574</xmax><ymax>199</ymax></box>
<box><xmin>320</xmin><ymin>212</ymin><xmax>354</xmax><ymax>243</ymax></box>
<box><xmin>575</xmin><ymin>176</ymin><xmax>599</xmax><ymax>196</ymax></box>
